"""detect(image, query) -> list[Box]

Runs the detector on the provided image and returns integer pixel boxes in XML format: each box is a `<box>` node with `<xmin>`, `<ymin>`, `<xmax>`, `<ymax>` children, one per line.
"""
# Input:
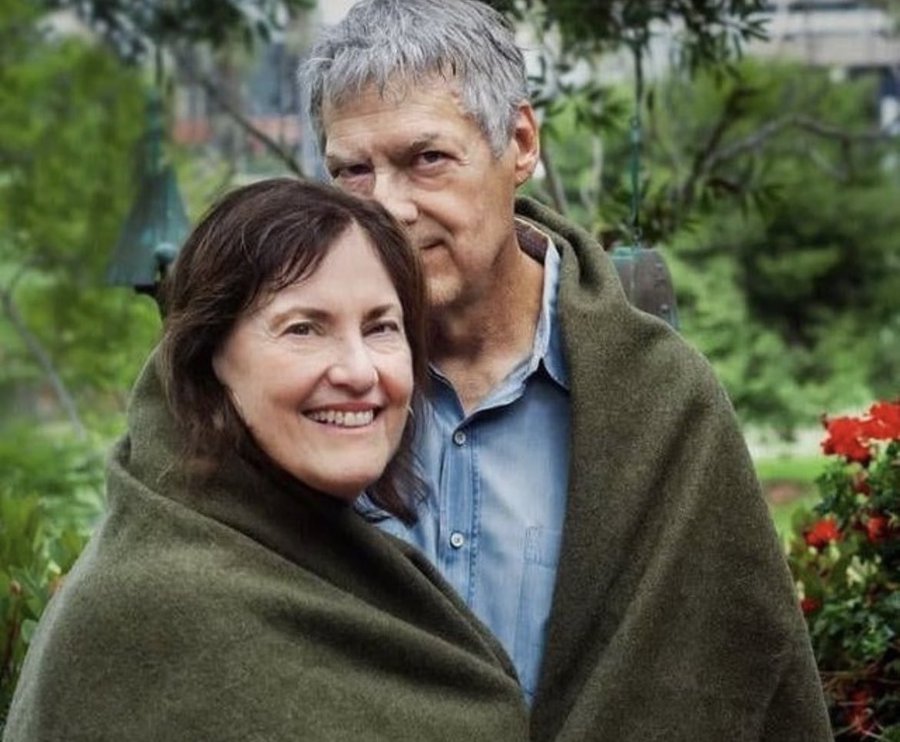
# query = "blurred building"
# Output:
<box><xmin>169</xmin><ymin>0</ymin><xmax>900</xmax><ymax>180</ymax></box>
<box><xmin>748</xmin><ymin>0</ymin><xmax>900</xmax><ymax>132</ymax></box>
<box><xmin>171</xmin><ymin>1</ymin><xmax>357</xmax><ymax>180</ymax></box>
<box><xmin>752</xmin><ymin>0</ymin><xmax>900</xmax><ymax>67</ymax></box>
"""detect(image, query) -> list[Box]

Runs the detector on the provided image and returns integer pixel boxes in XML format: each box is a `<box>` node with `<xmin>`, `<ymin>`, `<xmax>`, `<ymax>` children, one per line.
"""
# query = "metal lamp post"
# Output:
<box><xmin>107</xmin><ymin>91</ymin><xmax>189</xmax><ymax>311</ymax></box>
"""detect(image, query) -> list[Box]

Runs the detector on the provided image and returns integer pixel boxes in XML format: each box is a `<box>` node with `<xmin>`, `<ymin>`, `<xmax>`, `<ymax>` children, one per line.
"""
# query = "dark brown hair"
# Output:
<box><xmin>159</xmin><ymin>177</ymin><xmax>427</xmax><ymax>523</ymax></box>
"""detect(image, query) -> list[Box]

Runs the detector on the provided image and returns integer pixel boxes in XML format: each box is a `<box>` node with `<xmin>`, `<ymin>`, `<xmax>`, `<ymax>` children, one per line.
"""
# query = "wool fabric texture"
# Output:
<box><xmin>517</xmin><ymin>196</ymin><xmax>832</xmax><ymax>741</ymax></box>
<box><xmin>3</xmin><ymin>353</ymin><xmax>529</xmax><ymax>741</ymax></box>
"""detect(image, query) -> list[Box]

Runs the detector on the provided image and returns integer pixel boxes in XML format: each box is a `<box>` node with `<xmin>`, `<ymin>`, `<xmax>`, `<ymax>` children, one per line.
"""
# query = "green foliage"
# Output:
<box><xmin>490</xmin><ymin>0</ymin><xmax>768</xmax><ymax>68</ymax></box>
<box><xmin>0</xmin><ymin>0</ymin><xmax>162</xmax><ymax>418</ymax></box>
<box><xmin>756</xmin><ymin>455</ymin><xmax>827</xmax><ymax>484</ymax></box>
<box><xmin>0</xmin><ymin>5</ymin><xmax>159</xmax><ymax>723</ymax></box>
<box><xmin>493</xmin><ymin>1</ymin><xmax>770</xmax><ymax>221</ymax></box>
<box><xmin>756</xmin><ymin>455</ymin><xmax>821</xmax><ymax>540</ymax></box>
<box><xmin>37</xmin><ymin>0</ymin><xmax>316</xmax><ymax>60</ymax></box>
<box><xmin>665</xmin><ymin>217</ymin><xmax>809</xmax><ymax>431</ymax></box>
<box><xmin>788</xmin><ymin>404</ymin><xmax>900</xmax><ymax>738</ymax></box>
<box><xmin>538</xmin><ymin>59</ymin><xmax>899</xmax><ymax>430</ymax></box>
<box><xmin>0</xmin><ymin>425</ymin><xmax>105</xmax><ymax>730</ymax></box>
<box><xmin>667</xmin><ymin>69</ymin><xmax>899</xmax><ymax>421</ymax></box>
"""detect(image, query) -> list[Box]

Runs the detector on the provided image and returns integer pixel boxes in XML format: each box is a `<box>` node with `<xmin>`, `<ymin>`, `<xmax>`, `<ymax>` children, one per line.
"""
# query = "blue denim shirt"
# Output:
<box><xmin>377</xmin><ymin>233</ymin><xmax>570</xmax><ymax>704</ymax></box>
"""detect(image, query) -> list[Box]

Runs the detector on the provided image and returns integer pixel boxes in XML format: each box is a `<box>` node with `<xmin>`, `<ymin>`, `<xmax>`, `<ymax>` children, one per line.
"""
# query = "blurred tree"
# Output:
<box><xmin>534</xmin><ymin>58</ymin><xmax>900</xmax><ymax>429</ymax></box>
<box><xmin>0</xmin><ymin>1</ymin><xmax>156</xmax><ymax>723</ymax></box>
<box><xmin>38</xmin><ymin>0</ymin><xmax>314</xmax><ymax>60</ymax></box>
<box><xmin>655</xmin><ymin>63</ymin><xmax>900</xmax><ymax>427</ymax></box>
<box><xmin>36</xmin><ymin>0</ymin><xmax>316</xmax><ymax>176</ymax></box>
<box><xmin>491</xmin><ymin>0</ymin><xmax>768</xmax><ymax>65</ymax></box>
<box><xmin>486</xmin><ymin>0</ymin><xmax>769</xmax><ymax>220</ymax></box>
<box><xmin>0</xmin><ymin>0</ymin><xmax>153</xmax><ymax>430</ymax></box>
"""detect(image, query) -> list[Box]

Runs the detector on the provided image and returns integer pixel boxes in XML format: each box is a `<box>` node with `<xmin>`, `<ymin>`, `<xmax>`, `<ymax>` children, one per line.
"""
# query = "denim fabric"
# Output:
<box><xmin>377</xmin><ymin>239</ymin><xmax>570</xmax><ymax>705</ymax></box>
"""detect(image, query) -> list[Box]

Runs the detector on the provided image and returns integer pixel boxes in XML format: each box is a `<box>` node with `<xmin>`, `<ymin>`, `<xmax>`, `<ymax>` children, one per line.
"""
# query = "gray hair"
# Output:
<box><xmin>301</xmin><ymin>0</ymin><xmax>528</xmax><ymax>157</ymax></box>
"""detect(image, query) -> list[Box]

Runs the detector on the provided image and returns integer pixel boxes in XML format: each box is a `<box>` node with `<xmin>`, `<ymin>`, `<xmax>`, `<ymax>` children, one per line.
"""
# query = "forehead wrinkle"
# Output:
<box><xmin>324</xmin><ymin>73</ymin><xmax>468</xmax><ymax>127</ymax></box>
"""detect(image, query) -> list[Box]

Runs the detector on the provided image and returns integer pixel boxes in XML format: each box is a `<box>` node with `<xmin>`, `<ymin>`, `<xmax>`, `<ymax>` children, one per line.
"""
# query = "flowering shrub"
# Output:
<box><xmin>788</xmin><ymin>401</ymin><xmax>900</xmax><ymax>739</ymax></box>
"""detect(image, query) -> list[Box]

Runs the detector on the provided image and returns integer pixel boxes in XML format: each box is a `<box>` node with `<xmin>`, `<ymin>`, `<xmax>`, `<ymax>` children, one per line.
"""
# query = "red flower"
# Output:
<box><xmin>821</xmin><ymin>401</ymin><xmax>900</xmax><ymax>464</ymax></box>
<box><xmin>846</xmin><ymin>689</ymin><xmax>875</xmax><ymax>736</ymax></box>
<box><xmin>800</xmin><ymin>597</ymin><xmax>821</xmax><ymax>615</ymax></box>
<box><xmin>867</xmin><ymin>400</ymin><xmax>900</xmax><ymax>440</ymax></box>
<box><xmin>821</xmin><ymin>416</ymin><xmax>872</xmax><ymax>465</ymax></box>
<box><xmin>805</xmin><ymin>517</ymin><xmax>842</xmax><ymax>549</ymax></box>
<box><xmin>865</xmin><ymin>515</ymin><xmax>889</xmax><ymax>544</ymax></box>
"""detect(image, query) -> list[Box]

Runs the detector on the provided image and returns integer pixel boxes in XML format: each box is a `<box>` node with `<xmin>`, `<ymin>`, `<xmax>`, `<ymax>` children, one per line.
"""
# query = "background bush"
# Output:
<box><xmin>788</xmin><ymin>403</ymin><xmax>900</xmax><ymax>739</ymax></box>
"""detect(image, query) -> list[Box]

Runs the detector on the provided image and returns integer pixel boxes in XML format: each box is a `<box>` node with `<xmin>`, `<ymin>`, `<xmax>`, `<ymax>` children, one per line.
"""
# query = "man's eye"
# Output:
<box><xmin>417</xmin><ymin>151</ymin><xmax>447</xmax><ymax>166</ymax></box>
<box><xmin>333</xmin><ymin>164</ymin><xmax>371</xmax><ymax>180</ymax></box>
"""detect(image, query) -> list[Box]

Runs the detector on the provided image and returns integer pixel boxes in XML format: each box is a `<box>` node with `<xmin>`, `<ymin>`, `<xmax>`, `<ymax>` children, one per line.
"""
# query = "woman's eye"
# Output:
<box><xmin>285</xmin><ymin>322</ymin><xmax>313</xmax><ymax>336</ymax></box>
<box><xmin>368</xmin><ymin>320</ymin><xmax>401</xmax><ymax>335</ymax></box>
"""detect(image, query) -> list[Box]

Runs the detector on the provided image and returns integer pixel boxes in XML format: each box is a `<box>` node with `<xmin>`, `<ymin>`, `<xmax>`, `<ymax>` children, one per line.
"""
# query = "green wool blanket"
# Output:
<box><xmin>4</xmin><ymin>355</ymin><xmax>529</xmax><ymax>741</ymax></box>
<box><xmin>517</xmin><ymin>197</ymin><xmax>832</xmax><ymax>741</ymax></box>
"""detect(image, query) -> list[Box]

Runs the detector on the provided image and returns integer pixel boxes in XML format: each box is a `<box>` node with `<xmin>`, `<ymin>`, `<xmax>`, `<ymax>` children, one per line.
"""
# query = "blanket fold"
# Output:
<box><xmin>4</xmin><ymin>353</ymin><xmax>529</xmax><ymax>742</ymax></box>
<box><xmin>517</xmin><ymin>196</ymin><xmax>832</xmax><ymax>742</ymax></box>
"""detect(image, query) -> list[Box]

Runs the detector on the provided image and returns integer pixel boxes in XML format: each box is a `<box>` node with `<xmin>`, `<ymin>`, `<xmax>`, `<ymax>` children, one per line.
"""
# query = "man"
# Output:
<box><xmin>302</xmin><ymin>1</ymin><xmax>831</xmax><ymax>738</ymax></box>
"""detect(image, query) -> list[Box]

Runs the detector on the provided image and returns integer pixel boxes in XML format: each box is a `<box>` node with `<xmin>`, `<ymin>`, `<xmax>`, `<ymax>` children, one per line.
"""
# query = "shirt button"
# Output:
<box><xmin>452</xmin><ymin>430</ymin><xmax>467</xmax><ymax>446</ymax></box>
<box><xmin>449</xmin><ymin>531</ymin><xmax>465</xmax><ymax>549</ymax></box>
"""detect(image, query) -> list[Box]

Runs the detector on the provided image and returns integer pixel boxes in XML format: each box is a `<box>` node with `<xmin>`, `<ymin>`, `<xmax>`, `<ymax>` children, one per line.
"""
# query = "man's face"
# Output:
<box><xmin>322</xmin><ymin>81</ymin><xmax>538</xmax><ymax>314</ymax></box>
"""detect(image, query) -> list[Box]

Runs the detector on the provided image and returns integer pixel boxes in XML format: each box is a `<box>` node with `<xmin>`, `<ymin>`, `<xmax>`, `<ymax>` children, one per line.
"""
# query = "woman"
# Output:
<box><xmin>4</xmin><ymin>179</ymin><xmax>528</xmax><ymax>741</ymax></box>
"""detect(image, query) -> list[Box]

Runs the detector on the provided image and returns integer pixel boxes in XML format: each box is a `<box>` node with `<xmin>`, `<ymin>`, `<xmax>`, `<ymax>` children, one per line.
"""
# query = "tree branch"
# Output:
<box><xmin>793</xmin><ymin>115</ymin><xmax>896</xmax><ymax>144</ymax></box>
<box><xmin>1</xmin><ymin>268</ymin><xmax>87</xmax><ymax>439</ymax></box>
<box><xmin>704</xmin><ymin>116</ymin><xmax>795</xmax><ymax>170</ymax></box>
<box><xmin>677</xmin><ymin>86</ymin><xmax>755</xmax><ymax>214</ymax></box>
<box><xmin>706</xmin><ymin>114</ymin><xmax>893</xmax><ymax>173</ymax></box>
<box><xmin>539</xmin><ymin>129</ymin><xmax>569</xmax><ymax>215</ymax></box>
<box><xmin>173</xmin><ymin>49</ymin><xmax>306</xmax><ymax>178</ymax></box>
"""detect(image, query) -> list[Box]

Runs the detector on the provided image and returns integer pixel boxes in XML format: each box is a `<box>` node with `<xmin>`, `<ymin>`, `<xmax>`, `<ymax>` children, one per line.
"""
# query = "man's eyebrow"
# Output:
<box><xmin>407</xmin><ymin>134</ymin><xmax>441</xmax><ymax>151</ymax></box>
<box><xmin>324</xmin><ymin>152</ymin><xmax>359</xmax><ymax>170</ymax></box>
<box><xmin>325</xmin><ymin>134</ymin><xmax>444</xmax><ymax>167</ymax></box>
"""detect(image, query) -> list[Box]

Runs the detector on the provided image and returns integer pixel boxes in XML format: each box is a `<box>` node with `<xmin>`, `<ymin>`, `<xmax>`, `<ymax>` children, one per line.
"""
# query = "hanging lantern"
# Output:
<box><xmin>610</xmin><ymin>245</ymin><xmax>679</xmax><ymax>329</ymax></box>
<box><xmin>107</xmin><ymin>91</ymin><xmax>188</xmax><ymax>305</ymax></box>
<box><xmin>609</xmin><ymin>37</ymin><xmax>679</xmax><ymax>331</ymax></box>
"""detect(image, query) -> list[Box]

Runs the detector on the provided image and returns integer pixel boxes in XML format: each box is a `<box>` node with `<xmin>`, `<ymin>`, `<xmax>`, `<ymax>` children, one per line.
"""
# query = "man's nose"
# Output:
<box><xmin>372</xmin><ymin>173</ymin><xmax>418</xmax><ymax>225</ymax></box>
<box><xmin>326</xmin><ymin>336</ymin><xmax>378</xmax><ymax>392</ymax></box>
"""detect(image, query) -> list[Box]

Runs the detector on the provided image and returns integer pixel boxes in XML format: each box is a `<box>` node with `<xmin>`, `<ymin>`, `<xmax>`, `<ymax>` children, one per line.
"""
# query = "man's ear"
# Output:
<box><xmin>512</xmin><ymin>102</ymin><xmax>540</xmax><ymax>187</ymax></box>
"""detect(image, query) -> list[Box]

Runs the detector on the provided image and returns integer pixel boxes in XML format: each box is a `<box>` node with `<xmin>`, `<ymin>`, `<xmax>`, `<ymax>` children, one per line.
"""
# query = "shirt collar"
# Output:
<box><xmin>515</xmin><ymin>219</ymin><xmax>569</xmax><ymax>392</ymax></box>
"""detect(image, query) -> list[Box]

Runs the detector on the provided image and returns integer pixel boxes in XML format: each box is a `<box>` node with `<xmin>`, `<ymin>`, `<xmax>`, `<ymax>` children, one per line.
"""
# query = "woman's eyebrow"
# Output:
<box><xmin>265</xmin><ymin>303</ymin><xmax>401</xmax><ymax>327</ymax></box>
<box><xmin>363</xmin><ymin>303</ymin><xmax>403</xmax><ymax>322</ymax></box>
<box><xmin>266</xmin><ymin>306</ymin><xmax>330</xmax><ymax>327</ymax></box>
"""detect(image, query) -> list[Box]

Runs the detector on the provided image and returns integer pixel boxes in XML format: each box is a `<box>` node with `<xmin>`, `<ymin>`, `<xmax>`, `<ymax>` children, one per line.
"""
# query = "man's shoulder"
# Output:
<box><xmin>514</xmin><ymin>196</ymin><xmax>595</xmax><ymax>252</ymax></box>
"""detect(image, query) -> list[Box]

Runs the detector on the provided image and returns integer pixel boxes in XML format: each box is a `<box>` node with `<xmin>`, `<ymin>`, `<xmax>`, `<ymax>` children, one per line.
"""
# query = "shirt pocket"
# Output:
<box><xmin>514</xmin><ymin>525</ymin><xmax>562</xmax><ymax>700</ymax></box>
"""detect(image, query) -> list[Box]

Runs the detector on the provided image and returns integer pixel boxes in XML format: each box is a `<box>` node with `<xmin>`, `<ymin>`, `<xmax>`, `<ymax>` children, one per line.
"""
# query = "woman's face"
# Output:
<box><xmin>212</xmin><ymin>223</ymin><xmax>414</xmax><ymax>500</ymax></box>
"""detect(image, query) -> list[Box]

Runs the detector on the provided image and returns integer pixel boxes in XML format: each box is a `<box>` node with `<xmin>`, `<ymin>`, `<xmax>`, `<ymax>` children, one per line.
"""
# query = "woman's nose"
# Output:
<box><xmin>326</xmin><ymin>337</ymin><xmax>378</xmax><ymax>391</ymax></box>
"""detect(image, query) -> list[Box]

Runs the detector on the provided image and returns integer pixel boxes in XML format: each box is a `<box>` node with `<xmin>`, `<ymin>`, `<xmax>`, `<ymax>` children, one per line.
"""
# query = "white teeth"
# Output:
<box><xmin>306</xmin><ymin>409</ymin><xmax>375</xmax><ymax>427</ymax></box>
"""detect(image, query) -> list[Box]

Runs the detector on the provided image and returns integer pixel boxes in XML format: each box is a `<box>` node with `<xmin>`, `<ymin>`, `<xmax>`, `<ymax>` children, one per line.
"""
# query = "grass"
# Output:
<box><xmin>754</xmin><ymin>455</ymin><xmax>827</xmax><ymax>484</ymax></box>
<box><xmin>754</xmin><ymin>455</ymin><xmax>825</xmax><ymax>540</ymax></box>
<box><xmin>768</xmin><ymin>491</ymin><xmax>820</xmax><ymax>539</ymax></box>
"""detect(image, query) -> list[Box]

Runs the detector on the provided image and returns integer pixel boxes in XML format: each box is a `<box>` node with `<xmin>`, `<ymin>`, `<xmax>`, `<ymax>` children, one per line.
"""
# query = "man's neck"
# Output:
<box><xmin>431</xmin><ymin>246</ymin><xmax>545</xmax><ymax>414</ymax></box>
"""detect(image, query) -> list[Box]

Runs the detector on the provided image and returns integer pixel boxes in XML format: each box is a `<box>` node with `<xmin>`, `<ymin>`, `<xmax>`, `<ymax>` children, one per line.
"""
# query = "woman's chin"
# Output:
<box><xmin>297</xmin><ymin>469</ymin><xmax>382</xmax><ymax>502</ymax></box>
